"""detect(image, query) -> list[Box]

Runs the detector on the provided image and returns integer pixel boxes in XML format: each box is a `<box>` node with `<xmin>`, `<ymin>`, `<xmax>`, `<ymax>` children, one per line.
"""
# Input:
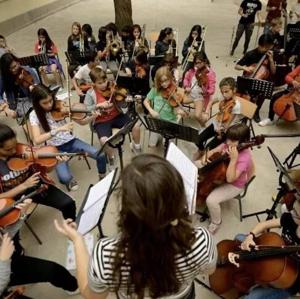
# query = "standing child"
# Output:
<box><xmin>198</xmin><ymin>123</ymin><xmax>255</xmax><ymax>234</ymax></box>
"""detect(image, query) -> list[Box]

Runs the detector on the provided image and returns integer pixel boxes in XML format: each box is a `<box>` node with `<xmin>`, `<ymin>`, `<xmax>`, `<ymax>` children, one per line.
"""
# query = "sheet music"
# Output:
<box><xmin>83</xmin><ymin>170</ymin><xmax>116</xmax><ymax>211</ymax></box>
<box><xmin>166</xmin><ymin>143</ymin><xmax>198</xmax><ymax>214</ymax></box>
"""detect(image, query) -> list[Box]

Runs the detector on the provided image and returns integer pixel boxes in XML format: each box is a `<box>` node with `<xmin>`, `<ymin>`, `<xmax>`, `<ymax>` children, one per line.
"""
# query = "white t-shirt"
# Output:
<box><xmin>29</xmin><ymin>110</ymin><xmax>74</xmax><ymax>147</ymax></box>
<box><xmin>74</xmin><ymin>64</ymin><xmax>93</xmax><ymax>83</ymax></box>
<box><xmin>190</xmin><ymin>75</ymin><xmax>204</xmax><ymax>101</ymax></box>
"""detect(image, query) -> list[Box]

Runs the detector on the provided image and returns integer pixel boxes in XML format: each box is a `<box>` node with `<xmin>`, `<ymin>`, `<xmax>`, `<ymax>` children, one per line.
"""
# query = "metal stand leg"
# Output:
<box><xmin>25</xmin><ymin>220</ymin><xmax>42</xmax><ymax>245</ymax></box>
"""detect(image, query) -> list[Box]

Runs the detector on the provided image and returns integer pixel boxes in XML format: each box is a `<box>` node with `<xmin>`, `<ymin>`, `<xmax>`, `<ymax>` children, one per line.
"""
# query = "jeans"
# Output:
<box><xmin>232</xmin><ymin>23</ymin><xmax>254</xmax><ymax>53</ymax></box>
<box><xmin>56</xmin><ymin>138</ymin><xmax>106</xmax><ymax>186</ymax></box>
<box><xmin>234</xmin><ymin>234</ymin><xmax>292</xmax><ymax>299</ymax></box>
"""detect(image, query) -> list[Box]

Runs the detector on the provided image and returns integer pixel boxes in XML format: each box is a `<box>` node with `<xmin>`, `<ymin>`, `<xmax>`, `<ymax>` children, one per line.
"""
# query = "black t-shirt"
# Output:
<box><xmin>0</xmin><ymin>159</ymin><xmax>31</xmax><ymax>193</ymax></box>
<box><xmin>239</xmin><ymin>0</ymin><xmax>262</xmax><ymax>24</ymax></box>
<box><xmin>237</xmin><ymin>48</ymin><xmax>265</xmax><ymax>66</ymax></box>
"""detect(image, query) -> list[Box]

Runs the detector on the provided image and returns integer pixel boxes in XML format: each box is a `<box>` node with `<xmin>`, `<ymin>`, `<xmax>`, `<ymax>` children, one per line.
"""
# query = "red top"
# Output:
<box><xmin>266</xmin><ymin>0</ymin><xmax>287</xmax><ymax>22</ymax></box>
<box><xmin>34</xmin><ymin>41</ymin><xmax>58</xmax><ymax>55</ymax></box>
<box><xmin>95</xmin><ymin>89</ymin><xmax>119</xmax><ymax>123</ymax></box>
<box><xmin>285</xmin><ymin>65</ymin><xmax>300</xmax><ymax>85</ymax></box>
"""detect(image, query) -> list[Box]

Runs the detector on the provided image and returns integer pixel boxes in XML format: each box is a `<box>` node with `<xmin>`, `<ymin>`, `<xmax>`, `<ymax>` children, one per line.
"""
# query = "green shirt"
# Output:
<box><xmin>146</xmin><ymin>87</ymin><xmax>177</xmax><ymax>122</ymax></box>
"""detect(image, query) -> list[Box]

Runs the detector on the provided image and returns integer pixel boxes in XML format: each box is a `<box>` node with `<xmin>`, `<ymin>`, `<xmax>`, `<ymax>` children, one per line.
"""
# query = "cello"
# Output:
<box><xmin>273</xmin><ymin>75</ymin><xmax>300</xmax><ymax>122</ymax></box>
<box><xmin>209</xmin><ymin>232</ymin><xmax>299</xmax><ymax>299</ymax></box>
<box><xmin>196</xmin><ymin>135</ymin><xmax>264</xmax><ymax>205</ymax></box>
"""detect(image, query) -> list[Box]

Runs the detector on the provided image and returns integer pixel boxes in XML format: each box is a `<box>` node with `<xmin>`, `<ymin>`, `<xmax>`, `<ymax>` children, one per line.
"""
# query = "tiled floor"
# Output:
<box><xmin>2</xmin><ymin>0</ymin><xmax>300</xmax><ymax>298</ymax></box>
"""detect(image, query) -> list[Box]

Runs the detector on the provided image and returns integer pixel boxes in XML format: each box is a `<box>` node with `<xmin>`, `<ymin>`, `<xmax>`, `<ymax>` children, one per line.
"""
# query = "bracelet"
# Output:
<box><xmin>248</xmin><ymin>232</ymin><xmax>255</xmax><ymax>238</ymax></box>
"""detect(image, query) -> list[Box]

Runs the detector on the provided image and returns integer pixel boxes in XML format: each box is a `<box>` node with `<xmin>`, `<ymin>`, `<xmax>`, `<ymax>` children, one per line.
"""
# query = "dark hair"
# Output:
<box><xmin>193</xmin><ymin>51</ymin><xmax>210</xmax><ymax>66</ymax></box>
<box><xmin>112</xmin><ymin>154</ymin><xmax>195</xmax><ymax>298</ymax></box>
<box><xmin>132</xmin><ymin>24</ymin><xmax>142</xmax><ymax>39</ymax></box>
<box><xmin>106</xmin><ymin>22</ymin><xmax>118</xmax><ymax>36</ymax></box>
<box><xmin>188</xmin><ymin>24</ymin><xmax>202</xmax><ymax>45</ymax></box>
<box><xmin>0</xmin><ymin>35</ymin><xmax>5</xmax><ymax>40</ymax></box>
<box><xmin>219</xmin><ymin>77</ymin><xmax>236</xmax><ymax>89</ymax></box>
<box><xmin>89</xmin><ymin>67</ymin><xmax>107</xmax><ymax>83</ymax></box>
<box><xmin>226</xmin><ymin>123</ymin><xmax>250</xmax><ymax>143</ymax></box>
<box><xmin>157</xmin><ymin>27</ymin><xmax>173</xmax><ymax>42</ymax></box>
<box><xmin>98</xmin><ymin>26</ymin><xmax>107</xmax><ymax>41</ymax></box>
<box><xmin>258</xmin><ymin>34</ymin><xmax>275</xmax><ymax>47</ymax></box>
<box><xmin>135</xmin><ymin>50</ymin><xmax>148</xmax><ymax>65</ymax></box>
<box><xmin>85</xmin><ymin>51</ymin><xmax>98</xmax><ymax>63</ymax></box>
<box><xmin>0</xmin><ymin>123</ymin><xmax>16</xmax><ymax>148</ymax></box>
<box><xmin>82</xmin><ymin>24</ymin><xmax>93</xmax><ymax>37</ymax></box>
<box><xmin>0</xmin><ymin>52</ymin><xmax>19</xmax><ymax>94</ymax></box>
<box><xmin>37</xmin><ymin>28</ymin><xmax>54</xmax><ymax>52</ymax></box>
<box><xmin>31</xmin><ymin>85</ymin><xmax>53</xmax><ymax>132</ymax></box>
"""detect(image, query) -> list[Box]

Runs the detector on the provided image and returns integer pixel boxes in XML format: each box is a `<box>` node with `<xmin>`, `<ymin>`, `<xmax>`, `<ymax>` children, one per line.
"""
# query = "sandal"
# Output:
<box><xmin>208</xmin><ymin>221</ymin><xmax>222</xmax><ymax>234</ymax></box>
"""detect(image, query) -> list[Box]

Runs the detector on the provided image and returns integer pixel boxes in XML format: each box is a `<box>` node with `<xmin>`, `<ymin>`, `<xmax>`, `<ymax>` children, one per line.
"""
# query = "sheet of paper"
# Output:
<box><xmin>78</xmin><ymin>198</ymin><xmax>105</xmax><ymax>235</ymax></box>
<box><xmin>66</xmin><ymin>233</ymin><xmax>94</xmax><ymax>270</ymax></box>
<box><xmin>83</xmin><ymin>170</ymin><xmax>116</xmax><ymax>211</ymax></box>
<box><xmin>166</xmin><ymin>143</ymin><xmax>198</xmax><ymax>214</ymax></box>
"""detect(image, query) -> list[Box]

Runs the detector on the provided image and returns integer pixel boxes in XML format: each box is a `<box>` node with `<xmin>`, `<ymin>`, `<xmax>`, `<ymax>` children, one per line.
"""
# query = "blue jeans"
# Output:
<box><xmin>56</xmin><ymin>138</ymin><xmax>106</xmax><ymax>185</ymax></box>
<box><xmin>235</xmin><ymin>234</ymin><xmax>292</xmax><ymax>299</ymax></box>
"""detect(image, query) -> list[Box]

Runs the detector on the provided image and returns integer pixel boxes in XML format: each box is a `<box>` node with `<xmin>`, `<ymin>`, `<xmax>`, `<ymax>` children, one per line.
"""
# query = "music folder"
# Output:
<box><xmin>76</xmin><ymin>169</ymin><xmax>118</xmax><ymax>235</ymax></box>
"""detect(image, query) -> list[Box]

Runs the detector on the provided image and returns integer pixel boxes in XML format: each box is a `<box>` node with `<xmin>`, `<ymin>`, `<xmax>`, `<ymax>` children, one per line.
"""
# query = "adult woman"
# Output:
<box><xmin>55</xmin><ymin>154</ymin><xmax>217</xmax><ymax>299</ymax></box>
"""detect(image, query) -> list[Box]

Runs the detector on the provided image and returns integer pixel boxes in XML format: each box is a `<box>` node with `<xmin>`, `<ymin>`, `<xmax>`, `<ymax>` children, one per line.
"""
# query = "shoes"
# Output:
<box><xmin>67</xmin><ymin>179</ymin><xmax>79</xmax><ymax>191</ymax></box>
<box><xmin>130</xmin><ymin>142</ymin><xmax>142</xmax><ymax>155</ymax></box>
<box><xmin>208</xmin><ymin>221</ymin><xmax>221</xmax><ymax>234</ymax></box>
<box><xmin>253</xmin><ymin>114</ymin><xmax>261</xmax><ymax>123</ymax></box>
<box><xmin>258</xmin><ymin>118</ymin><xmax>274</xmax><ymax>127</ymax></box>
<box><xmin>99</xmin><ymin>173</ymin><xmax>106</xmax><ymax>181</ymax></box>
<box><xmin>65</xmin><ymin>288</ymin><xmax>80</xmax><ymax>296</ymax></box>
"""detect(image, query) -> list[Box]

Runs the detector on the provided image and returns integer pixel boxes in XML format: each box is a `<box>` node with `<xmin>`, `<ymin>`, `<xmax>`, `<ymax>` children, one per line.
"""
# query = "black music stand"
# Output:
<box><xmin>283</xmin><ymin>142</ymin><xmax>300</xmax><ymax>169</ymax></box>
<box><xmin>242</xmin><ymin>146</ymin><xmax>299</xmax><ymax>222</ymax></box>
<box><xmin>144</xmin><ymin>116</ymin><xmax>199</xmax><ymax>156</ymax></box>
<box><xmin>65</xmin><ymin>51</ymin><xmax>88</xmax><ymax>66</ymax></box>
<box><xmin>148</xmin><ymin>55</ymin><xmax>164</xmax><ymax>66</ymax></box>
<box><xmin>76</xmin><ymin>169</ymin><xmax>118</xmax><ymax>238</ymax></box>
<box><xmin>97</xmin><ymin>118</ymin><xmax>138</xmax><ymax>170</ymax></box>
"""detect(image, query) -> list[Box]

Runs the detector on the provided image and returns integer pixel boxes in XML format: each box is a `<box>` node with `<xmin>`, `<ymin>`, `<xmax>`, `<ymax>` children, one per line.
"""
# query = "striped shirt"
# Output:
<box><xmin>88</xmin><ymin>226</ymin><xmax>217</xmax><ymax>299</ymax></box>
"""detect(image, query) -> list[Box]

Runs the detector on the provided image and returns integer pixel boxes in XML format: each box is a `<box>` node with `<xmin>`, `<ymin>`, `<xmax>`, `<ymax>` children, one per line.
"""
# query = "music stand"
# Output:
<box><xmin>242</xmin><ymin>146</ymin><xmax>299</xmax><ymax>222</ymax></box>
<box><xmin>283</xmin><ymin>142</ymin><xmax>300</xmax><ymax>169</ymax></box>
<box><xmin>65</xmin><ymin>51</ymin><xmax>88</xmax><ymax>66</ymax></box>
<box><xmin>148</xmin><ymin>55</ymin><xmax>164</xmax><ymax>66</ymax></box>
<box><xmin>144</xmin><ymin>116</ymin><xmax>199</xmax><ymax>156</ymax></box>
<box><xmin>76</xmin><ymin>169</ymin><xmax>118</xmax><ymax>238</ymax></box>
<box><xmin>97</xmin><ymin>118</ymin><xmax>138</xmax><ymax>170</ymax></box>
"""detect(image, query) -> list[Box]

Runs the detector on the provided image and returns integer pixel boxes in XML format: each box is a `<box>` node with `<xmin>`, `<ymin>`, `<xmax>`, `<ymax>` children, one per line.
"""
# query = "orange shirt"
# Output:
<box><xmin>95</xmin><ymin>89</ymin><xmax>119</xmax><ymax>123</ymax></box>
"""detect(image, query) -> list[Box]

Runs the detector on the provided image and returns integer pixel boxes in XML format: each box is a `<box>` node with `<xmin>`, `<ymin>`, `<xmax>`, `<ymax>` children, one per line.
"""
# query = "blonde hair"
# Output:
<box><xmin>71</xmin><ymin>21</ymin><xmax>82</xmax><ymax>36</ymax></box>
<box><xmin>271</xmin><ymin>17</ymin><xmax>282</xmax><ymax>28</ymax></box>
<box><xmin>89</xmin><ymin>67</ymin><xmax>107</xmax><ymax>83</ymax></box>
<box><xmin>154</xmin><ymin>66</ymin><xmax>173</xmax><ymax>92</ymax></box>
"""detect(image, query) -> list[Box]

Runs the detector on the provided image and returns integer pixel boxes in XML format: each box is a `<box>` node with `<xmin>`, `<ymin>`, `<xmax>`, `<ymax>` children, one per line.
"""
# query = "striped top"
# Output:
<box><xmin>88</xmin><ymin>226</ymin><xmax>217</xmax><ymax>299</ymax></box>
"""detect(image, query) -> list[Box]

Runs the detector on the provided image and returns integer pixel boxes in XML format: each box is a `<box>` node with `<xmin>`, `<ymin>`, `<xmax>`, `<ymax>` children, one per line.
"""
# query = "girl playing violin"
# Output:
<box><xmin>83</xmin><ymin>68</ymin><xmax>142</xmax><ymax>160</ymax></box>
<box><xmin>0</xmin><ymin>199</ymin><xmax>78</xmax><ymax>295</ymax></box>
<box><xmin>144</xmin><ymin>66</ymin><xmax>187</xmax><ymax>147</ymax></box>
<box><xmin>182</xmin><ymin>25</ymin><xmax>206</xmax><ymax>73</ymax></box>
<box><xmin>0</xmin><ymin>53</ymin><xmax>40</xmax><ymax>118</ymax></box>
<box><xmin>55</xmin><ymin>154</ymin><xmax>217</xmax><ymax>299</ymax></box>
<box><xmin>29</xmin><ymin>85</ymin><xmax>106</xmax><ymax>191</ymax></box>
<box><xmin>183</xmin><ymin>52</ymin><xmax>216</xmax><ymax>126</ymax></box>
<box><xmin>198</xmin><ymin>123</ymin><xmax>255</xmax><ymax>234</ymax></box>
<box><xmin>34</xmin><ymin>28</ymin><xmax>62</xmax><ymax>87</ymax></box>
<box><xmin>229</xmin><ymin>198</ymin><xmax>300</xmax><ymax>299</ymax></box>
<box><xmin>0</xmin><ymin>123</ymin><xmax>76</xmax><ymax>219</ymax></box>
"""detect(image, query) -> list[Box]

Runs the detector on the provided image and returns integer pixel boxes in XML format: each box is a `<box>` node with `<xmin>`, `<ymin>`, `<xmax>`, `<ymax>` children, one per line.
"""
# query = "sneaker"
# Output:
<box><xmin>258</xmin><ymin>118</ymin><xmax>274</xmax><ymax>127</ymax></box>
<box><xmin>65</xmin><ymin>288</ymin><xmax>80</xmax><ymax>295</ymax></box>
<box><xmin>67</xmin><ymin>179</ymin><xmax>79</xmax><ymax>191</ymax></box>
<box><xmin>130</xmin><ymin>142</ymin><xmax>142</xmax><ymax>155</ymax></box>
<box><xmin>253</xmin><ymin>114</ymin><xmax>261</xmax><ymax>123</ymax></box>
<box><xmin>208</xmin><ymin>221</ymin><xmax>221</xmax><ymax>234</ymax></box>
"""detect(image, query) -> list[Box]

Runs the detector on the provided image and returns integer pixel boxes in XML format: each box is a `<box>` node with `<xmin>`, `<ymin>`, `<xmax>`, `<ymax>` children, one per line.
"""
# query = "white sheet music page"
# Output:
<box><xmin>166</xmin><ymin>143</ymin><xmax>198</xmax><ymax>214</ymax></box>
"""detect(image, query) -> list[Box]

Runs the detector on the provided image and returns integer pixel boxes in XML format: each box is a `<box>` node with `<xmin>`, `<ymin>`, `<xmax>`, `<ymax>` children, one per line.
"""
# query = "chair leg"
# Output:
<box><xmin>25</xmin><ymin>220</ymin><xmax>42</xmax><ymax>245</ymax></box>
<box><xmin>238</xmin><ymin>197</ymin><xmax>243</xmax><ymax>222</ymax></box>
<box><xmin>91</xmin><ymin>131</ymin><xmax>94</xmax><ymax>146</ymax></box>
<box><xmin>82</xmin><ymin>156</ymin><xmax>91</xmax><ymax>170</ymax></box>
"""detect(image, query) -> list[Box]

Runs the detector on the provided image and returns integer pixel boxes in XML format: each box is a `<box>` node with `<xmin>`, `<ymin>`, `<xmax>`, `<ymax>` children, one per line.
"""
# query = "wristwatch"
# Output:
<box><xmin>50</xmin><ymin>129</ymin><xmax>57</xmax><ymax>137</ymax></box>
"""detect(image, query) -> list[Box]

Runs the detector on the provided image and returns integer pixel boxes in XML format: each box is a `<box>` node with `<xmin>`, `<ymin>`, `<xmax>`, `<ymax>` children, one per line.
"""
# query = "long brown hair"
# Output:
<box><xmin>113</xmin><ymin>154</ymin><xmax>195</xmax><ymax>298</ymax></box>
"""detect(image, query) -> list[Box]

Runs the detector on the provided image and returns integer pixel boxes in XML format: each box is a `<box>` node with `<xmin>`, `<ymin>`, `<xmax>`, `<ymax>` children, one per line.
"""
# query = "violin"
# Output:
<box><xmin>135</xmin><ymin>64</ymin><xmax>147</xmax><ymax>78</ymax></box>
<box><xmin>161</xmin><ymin>81</ymin><xmax>186</xmax><ymax>107</ymax></box>
<box><xmin>195</xmin><ymin>67</ymin><xmax>209</xmax><ymax>87</ymax></box>
<box><xmin>0</xmin><ymin>184</ymin><xmax>47</xmax><ymax>228</ymax></box>
<box><xmin>273</xmin><ymin>75</ymin><xmax>300</xmax><ymax>122</ymax></box>
<box><xmin>51</xmin><ymin>100</ymin><xmax>98</xmax><ymax>121</ymax></box>
<box><xmin>7</xmin><ymin>143</ymin><xmax>87</xmax><ymax>174</ymax></box>
<box><xmin>15</xmin><ymin>68</ymin><xmax>34</xmax><ymax>90</ymax></box>
<box><xmin>216</xmin><ymin>98</ymin><xmax>236</xmax><ymax>127</ymax></box>
<box><xmin>196</xmin><ymin>135</ymin><xmax>264</xmax><ymax>205</ymax></box>
<box><xmin>209</xmin><ymin>232</ymin><xmax>299</xmax><ymax>299</ymax></box>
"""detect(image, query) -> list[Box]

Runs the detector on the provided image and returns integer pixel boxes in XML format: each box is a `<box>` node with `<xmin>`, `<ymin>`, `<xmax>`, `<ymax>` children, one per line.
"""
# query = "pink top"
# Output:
<box><xmin>219</xmin><ymin>143</ymin><xmax>253</xmax><ymax>189</ymax></box>
<box><xmin>34</xmin><ymin>41</ymin><xmax>58</xmax><ymax>54</ymax></box>
<box><xmin>183</xmin><ymin>67</ymin><xmax>216</xmax><ymax>108</ymax></box>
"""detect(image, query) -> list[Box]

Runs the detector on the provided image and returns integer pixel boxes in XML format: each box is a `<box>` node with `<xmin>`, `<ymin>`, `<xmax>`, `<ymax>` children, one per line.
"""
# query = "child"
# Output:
<box><xmin>29</xmin><ymin>85</ymin><xmax>107</xmax><ymax>191</ymax></box>
<box><xmin>195</xmin><ymin>77</ymin><xmax>244</xmax><ymax>155</ymax></box>
<box><xmin>82</xmin><ymin>23</ymin><xmax>97</xmax><ymax>53</ymax></box>
<box><xmin>199</xmin><ymin>123</ymin><xmax>255</xmax><ymax>234</ymax></box>
<box><xmin>183</xmin><ymin>52</ymin><xmax>216</xmax><ymax>126</ymax></box>
<box><xmin>235</xmin><ymin>34</ymin><xmax>276</xmax><ymax>122</ymax></box>
<box><xmin>71</xmin><ymin>51</ymin><xmax>100</xmax><ymax>102</ymax></box>
<box><xmin>155</xmin><ymin>27</ymin><xmax>176</xmax><ymax>56</ymax></box>
<box><xmin>144</xmin><ymin>66</ymin><xmax>187</xmax><ymax>147</ymax></box>
<box><xmin>229</xmin><ymin>198</ymin><xmax>300</xmax><ymax>298</ymax></box>
<box><xmin>0</xmin><ymin>35</ymin><xmax>14</xmax><ymax>58</ymax></box>
<box><xmin>182</xmin><ymin>24</ymin><xmax>206</xmax><ymax>72</ymax></box>
<box><xmin>131</xmin><ymin>24</ymin><xmax>149</xmax><ymax>56</ymax></box>
<box><xmin>83</xmin><ymin>68</ymin><xmax>141</xmax><ymax>159</ymax></box>
<box><xmin>34</xmin><ymin>28</ymin><xmax>62</xmax><ymax>87</ymax></box>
